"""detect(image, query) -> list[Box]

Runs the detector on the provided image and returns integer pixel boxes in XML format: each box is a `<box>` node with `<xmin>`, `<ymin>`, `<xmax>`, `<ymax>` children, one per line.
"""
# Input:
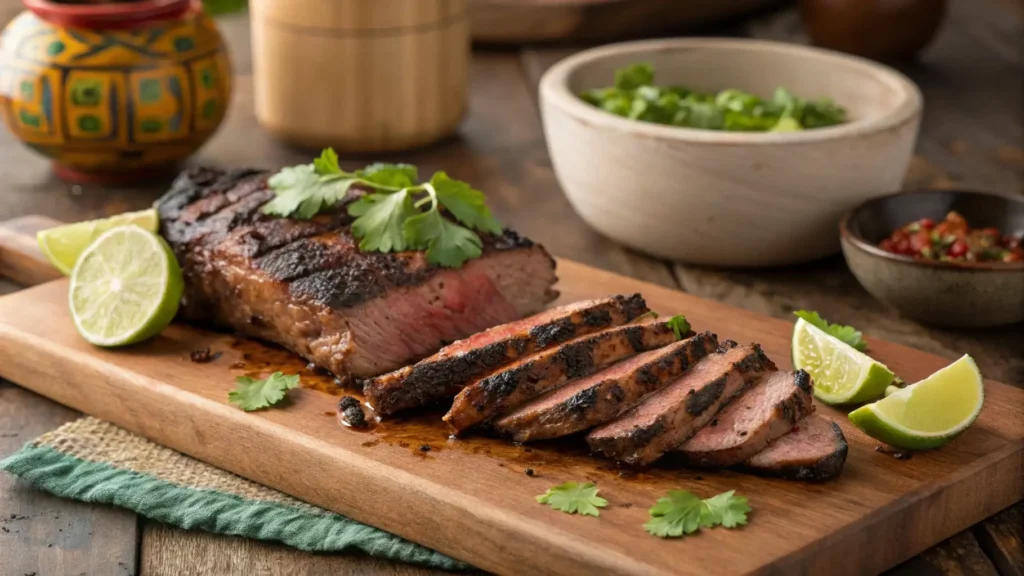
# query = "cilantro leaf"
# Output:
<box><xmin>615</xmin><ymin>62</ymin><xmax>654</xmax><ymax>91</ymax></box>
<box><xmin>702</xmin><ymin>490</ymin><xmax>751</xmax><ymax>528</ymax></box>
<box><xmin>349</xmin><ymin>191</ymin><xmax>417</xmax><ymax>253</ymax></box>
<box><xmin>228</xmin><ymin>372</ymin><xmax>300</xmax><ymax>411</ymax></box>
<box><xmin>360</xmin><ymin>163</ymin><xmax>418</xmax><ymax>189</ymax></box>
<box><xmin>263</xmin><ymin>164</ymin><xmax>359</xmax><ymax>220</ymax></box>
<box><xmin>794</xmin><ymin>310</ymin><xmax>867</xmax><ymax>352</ymax></box>
<box><xmin>536</xmin><ymin>482</ymin><xmax>608</xmax><ymax>517</ymax></box>
<box><xmin>666</xmin><ymin>315</ymin><xmax>690</xmax><ymax>340</ymax></box>
<box><xmin>313</xmin><ymin>147</ymin><xmax>342</xmax><ymax>175</ymax></box>
<box><xmin>403</xmin><ymin>207</ymin><xmax>483</xmax><ymax>268</ymax></box>
<box><xmin>645</xmin><ymin>490</ymin><xmax>751</xmax><ymax>538</ymax></box>
<box><xmin>430</xmin><ymin>172</ymin><xmax>503</xmax><ymax>235</ymax></box>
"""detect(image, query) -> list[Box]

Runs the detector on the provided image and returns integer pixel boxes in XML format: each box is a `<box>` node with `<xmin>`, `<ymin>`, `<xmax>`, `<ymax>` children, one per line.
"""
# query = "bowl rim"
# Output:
<box><xmin>539</xmin><ymin>37</ymin><xmax>923</xmax><ymax>145</ymax></box>
<box><xmin>839</xmin><ymin>189</ymin><xmax>1024</xmax><ymax>272</ymax></box>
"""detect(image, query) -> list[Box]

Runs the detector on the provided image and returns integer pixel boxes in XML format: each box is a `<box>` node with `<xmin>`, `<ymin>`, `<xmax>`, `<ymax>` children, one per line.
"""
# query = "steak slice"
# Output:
<box><xmin>586</xmin><ymin>342</ymin><xmax>775</xmax><ymax>466</ymax></box>
<box><xmin>443</xmin><ymin>318</ymin><xmax>686</xmax><ymax>434</ymax></box>
<box><xmin>364</xmin><ymin>294</ymin><xmax>649</xmax><ymax>416</ymax></box>
<box><xmin>676</xmin><ymin>370</ymin><xmax>815</xmax><ymax>468</ymax></box>
<box><xmin>493</xmin><ymin>332</ymin><xmax>719</xmax><ymax>442</ymax></box>
<box><xmin>743</xmin><ymin>416</ymin><xmax>849</xmax><ymax>482</ymax></box>
<box><xmin>157</xmin><ymin>167</ymin><xmax>558</xmax><ymax>383</ymax></box>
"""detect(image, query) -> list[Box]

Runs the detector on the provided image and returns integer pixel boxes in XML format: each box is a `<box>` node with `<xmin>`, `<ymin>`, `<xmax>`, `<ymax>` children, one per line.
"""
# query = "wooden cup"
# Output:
<box><xmin>250</xmin><ymin>0</ymin><xmax>469</xmax><ymax>152</ymax></box>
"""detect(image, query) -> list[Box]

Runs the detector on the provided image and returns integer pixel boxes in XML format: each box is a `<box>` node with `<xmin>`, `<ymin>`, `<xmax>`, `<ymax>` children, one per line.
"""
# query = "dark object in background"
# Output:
<box><xmin>800</xmin><ymin>0</ymin><xmax>947</xmax><ymax>61</ymax></box>
<box><xmin>471</xmin><ymin>0</ymin><xmax>782</xmax><ymax>44</ymax></box>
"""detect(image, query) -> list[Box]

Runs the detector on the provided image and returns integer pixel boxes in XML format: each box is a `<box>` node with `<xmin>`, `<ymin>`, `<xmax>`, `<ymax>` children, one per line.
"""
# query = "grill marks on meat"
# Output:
<box><xmin>493</xmin><ymin>332</ymin><xmax>719</xmax><ymax>442</ymax></box>
<box><xmin>444</xmin><ymin>319</ymin><xmax>683</xmax><ymax>434</ymax></box>
<box><xmin>586</xmin><ymin>342</ymin><xmax>776</xmax><ymax>466</ymax></box>
<box><xmin>157</xmin><ymin>167</ymin><xmax>559</xmax><ymax>382</ymax></box>
<box><xmin>364</xmin><ymin>294</ymin><xmax>649</xmax><ymax>416</ymax></box>
<box><xmin>676</xmin><ymin>370</ymin><xmax>815</xmax><ymax>468</ymax></box>
<box><xmin>743</xmin><ymin>416</ymin><xmax>849</xmax><ymax>481</ymax></box>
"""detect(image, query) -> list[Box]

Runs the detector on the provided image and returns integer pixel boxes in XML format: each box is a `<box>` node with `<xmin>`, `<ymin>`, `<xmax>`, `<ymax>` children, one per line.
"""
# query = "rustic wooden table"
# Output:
<box><xmin>1</xmin><ymin>2</ymin><xmax>1021</xmax><ymax>575</ymax></box>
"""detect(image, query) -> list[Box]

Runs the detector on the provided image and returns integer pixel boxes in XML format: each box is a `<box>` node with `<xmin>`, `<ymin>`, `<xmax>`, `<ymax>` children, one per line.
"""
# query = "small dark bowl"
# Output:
<box><xmin>840</xmin><ymin>190</ymin><xmax>1024</xmax><ymax>328</ymax></box>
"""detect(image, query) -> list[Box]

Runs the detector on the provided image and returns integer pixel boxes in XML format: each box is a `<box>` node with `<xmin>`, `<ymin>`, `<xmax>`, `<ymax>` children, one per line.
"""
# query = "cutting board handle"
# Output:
<box><xmin>0</xmin><ymin>216</ymin><xmax>63</xmax><ymax>287</ymax></box>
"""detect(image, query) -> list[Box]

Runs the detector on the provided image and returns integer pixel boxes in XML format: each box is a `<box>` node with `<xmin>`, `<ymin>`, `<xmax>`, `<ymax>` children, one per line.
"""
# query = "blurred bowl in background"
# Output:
<box><xmin>800</xmin><ymin>0</ymin><xmax>947</xmax><ymax>61</ymax></box>
<box><xmin>539</xmin><ymin>37</ymin><xmax>922</xmax><ymax>267</ymax></box>
<box><xmin>840</xmin><ymin>190</ymin><xmax>1024</xmax><ymax>328</ymax></box>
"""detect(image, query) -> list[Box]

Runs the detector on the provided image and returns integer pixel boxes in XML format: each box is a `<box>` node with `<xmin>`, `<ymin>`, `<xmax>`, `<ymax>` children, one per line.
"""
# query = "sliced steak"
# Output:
<box><xmin>364</xmin><ymin>294</ymin><xmax>649</xmax><ymax>415</ymax></box>
<box><xmin>493</xmin><ymin>332</ymin><xmax>719</xmax><ymax>442</ymax></box>
<box><xmin>743</xmin><ymin>416</ymin><xmax>849</xmax><ymax>482</ymax></box>
<box><xmin>586</xmin><ymin>342</ymin><xmax>775</xmax><ymax>466</ymax></box>
<box><xmin>676</xmin><ymin>370</ymin><xmax>815</xmax><ymax>468</ymax></box>
<box><xmin>444</xmin><ymin>318</ymin><xmax>686</xmax><ymax>434</ymax></box>
<box><xmin>157</xmin><ymin>168</ymin><xmax>558</xmax><ymax>383</ymax></box>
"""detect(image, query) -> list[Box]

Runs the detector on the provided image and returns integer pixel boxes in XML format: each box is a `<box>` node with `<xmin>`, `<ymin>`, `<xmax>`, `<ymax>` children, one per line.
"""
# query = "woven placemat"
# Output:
<box><xmin>0</xmin><ymin>417</ymin><xmax>469</xmax><ymax>571</ymax></box>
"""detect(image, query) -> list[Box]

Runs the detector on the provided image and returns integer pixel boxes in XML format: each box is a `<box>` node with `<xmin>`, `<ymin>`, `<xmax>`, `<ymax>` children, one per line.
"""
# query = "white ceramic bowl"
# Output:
<box><xmin>540</xmin><ymin>38</ymin><xmax>922</xmax><ymax>267</ymax></box>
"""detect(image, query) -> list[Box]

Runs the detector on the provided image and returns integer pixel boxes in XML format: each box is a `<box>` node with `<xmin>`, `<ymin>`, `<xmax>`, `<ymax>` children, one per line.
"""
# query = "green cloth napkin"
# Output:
<box><xmin>0</xmin><ymin>417</ymin><xmax>468</xmax><ymax>571</ymax></box>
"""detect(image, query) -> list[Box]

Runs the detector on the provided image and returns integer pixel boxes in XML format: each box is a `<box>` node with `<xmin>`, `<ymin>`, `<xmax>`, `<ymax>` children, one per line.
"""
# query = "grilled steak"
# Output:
<box><xmin>676</xmin><ymin>370</ymin><xmax>815</xmax><ymax>468</ymax></box>
<box><xmin>743</xmin><ymin>416</ymin><xmax>848</xmax><ymax>481</ymax></box>
<box><xmin>364</xmin><ymin>295</ymin><xmax>649</xmax><ymax>415</ymax></box>
<box><xmin>586</xmin><ymin>342</ymin><xmax>775</xmax><ymax>466</ymax></box>
<box><xmin>157</xmin><ymin>167</ymin><xmax>558</xmax><ymax>383</ymax></box>
<box><xmin>493</xmin><ymin>332</ymin><xmax>719</xmax><ymax>442</ymax></box>
<box><xmin>443</xmin><ymin>318</ymin><xmax>686</xmax><ymax>434</ymax></box>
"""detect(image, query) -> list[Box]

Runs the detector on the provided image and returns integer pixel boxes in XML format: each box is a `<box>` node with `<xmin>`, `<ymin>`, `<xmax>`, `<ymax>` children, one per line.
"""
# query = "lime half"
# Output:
<box><xmin>69</xmin><ymin>226</ymin><xmax>183</xmax><ymax>347</ymax></box>
<box><xmin>38</xmin><ymin>209</ymin><xmax>159</xmax><ymax>275</ymax></box>
<box><xmin>792</xmin><ymin>317</ymin><xmax>894</xmax><ymax>405</ymax></box>
<box><xmin>849</xmin><ymin>355</ymin><xmax>984</xmax><ymax>450</ymax></box>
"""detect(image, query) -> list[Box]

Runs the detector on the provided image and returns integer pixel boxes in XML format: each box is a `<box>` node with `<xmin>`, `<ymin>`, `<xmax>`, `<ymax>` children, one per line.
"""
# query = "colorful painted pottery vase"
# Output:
<box><xmin>0</xmin><ymin>0</ymin><xmax>231</xmax><ymax>183</ymax></box>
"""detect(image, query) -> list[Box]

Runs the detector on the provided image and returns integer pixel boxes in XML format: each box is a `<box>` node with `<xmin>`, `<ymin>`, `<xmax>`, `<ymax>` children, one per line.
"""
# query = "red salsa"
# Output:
<box><xmin>879</xmin><ymin>211</ymin><xmax>1023</xmax><ymax>263</ymax></box>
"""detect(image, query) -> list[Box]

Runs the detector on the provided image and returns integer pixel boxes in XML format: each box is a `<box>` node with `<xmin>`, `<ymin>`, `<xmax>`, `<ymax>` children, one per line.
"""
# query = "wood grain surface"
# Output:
<box><xmin>1</xmin><ymin>0</ymin><xmax>1021</xmax><ymax>574</ymax></box>
<box><xmin>0</xmin><ymin>382</ymin><xmax>139</xmax><ymax>576</ymax></box>
<box><xmin>0</xmin><ymin>261</ymin><xmax>1021</xmax><ymax>576</ymax></box>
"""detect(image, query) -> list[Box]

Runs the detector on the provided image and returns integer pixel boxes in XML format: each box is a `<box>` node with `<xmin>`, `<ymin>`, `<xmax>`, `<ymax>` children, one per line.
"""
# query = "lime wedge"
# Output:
<box><xmin>849</xmin><ymin>355</ymin><xmax>984</xmax><ymax>450</ymax></box>
<box><xmin>68</xmin><ymin>226</ymin><xmax>183</xmax><ymax>347</ymax></box>
<box><xmin>38</xmin><ymin>209</ymin><xmax>160</xmax><ymax>275</ymax></box>
<box><xmin>792</xmin><ymin>317</ymin><xmax>894</xmax><ymax>405</ymax></box>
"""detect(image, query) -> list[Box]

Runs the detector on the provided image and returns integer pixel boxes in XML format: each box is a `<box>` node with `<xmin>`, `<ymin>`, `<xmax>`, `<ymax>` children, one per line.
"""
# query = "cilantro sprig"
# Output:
<box><xmin>536</xmin><ymin>482</ymin><xmax>608</xmax><ymax>517</ymax></box>
<box><xmin>262</xmin><ymin>149</ymin><xmax>502</xmax><ymax>268</ymax></box>
<box><xmin>667</xmin><ymin>315</ymin><xmax>690</xmax><ymax>340</ymax></box>
<box><xmin>644</xmin><ymin>490</ymin><xmax>751</xmax><ymax>538</ymax></box>
<box><xmin>794</xmin><ymin>310</ymin><xmax>867</xmax><ymax>352</ymax></box>
<box><xmin>228</xmin><ymin>372</ymin><xmax>300</xmax><ymax>411</ymax></box>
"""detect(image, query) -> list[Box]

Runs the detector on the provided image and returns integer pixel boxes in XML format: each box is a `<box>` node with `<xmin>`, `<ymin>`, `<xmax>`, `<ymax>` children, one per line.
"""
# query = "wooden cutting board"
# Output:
<box><xmin>1</xmin><ymin>216</ymin><xmax>1022</xmax><ymax>576</ymax></box>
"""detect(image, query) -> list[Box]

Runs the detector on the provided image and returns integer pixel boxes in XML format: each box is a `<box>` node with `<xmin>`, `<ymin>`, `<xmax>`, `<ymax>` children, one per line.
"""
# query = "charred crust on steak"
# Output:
<box><xmin>582</xmin><ymin>308</ymin><xmax>613</xmax><ymax>327</ymax></box>
<box><xmin>624</xmin><ymin>326</ymin><xmax>646</xmax><ymax>352</ymax></box>
<box><xmin>339</xmin><ymin>396</ymin><xmax>368</xmax><ymax>428</ymax></box>
<box><xmin>793</xmin><ymin>369</ymin><xmax>813</xmax><ymax>393</ymax></box>
<box><xmin>745</xmin><ymin>422</ymin><xmax>849</xmax><ymax>482</ymax></box>
<box><xmin>566</xmin><ymin>387</ymin><xmax>598</xmax><ymax>412</ymax></box>
<box><xmin>686</xmin><ymin>376</ymin><xmax>726</xmax><ymax>415</ymax></box>
<box><xmin>479</xmin><ymin>366</ymin><xmax>526</xmax><ymax>402</ymax></box>
<box><xmin>626</xmin><ymin>419</ymin><xmax>665</xmax><ymax>448</ymax></box>
<box><xmin>636</xmin><ymin>367</ymin><xmax>660</xmax><ymax>385</ymax></box>
<box><xmin>609</xmin><ymin>383</ymin><xmax>626</xmax><ymax>402</ymax></box>
<box><xmin>554</xmin><ymin>341</ymin><xmax>597</xmax><ymax>380</ymax></box>
<box><xmin>717</xmin><ymin>340</ymin><xmax>738</xmax><ymax>353</ymax></box>
<box><xmin>615</xmin><ymin>293</ymin><xmax>649</xmax><ymax>319</ymax></box>
<box><xmin>788</xmin><ymin>424</ymin><xmax>849</xmax><ymax>481</ymax></box>
<box><xmin>735</xmin><ymin>345</ymin><xmax>771</xmax><ymax>373</ymax></box>
<box><xmin>530</xmin><ymin>318</ymin><xmax>577</xmax><ymax>349</ymax></box>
